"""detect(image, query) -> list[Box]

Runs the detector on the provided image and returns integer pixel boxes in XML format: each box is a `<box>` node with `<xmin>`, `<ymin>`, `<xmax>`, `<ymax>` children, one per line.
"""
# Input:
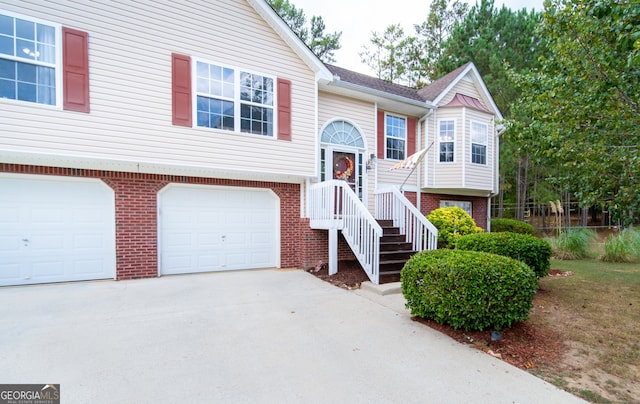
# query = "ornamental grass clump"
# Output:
<box><xmin>426</xmin><ymin>206</ymin><xmax>483</xmax><ymax>249</ymax></box>
<box><xmin>401</xmin><ymin>249</ymin><xmax>537</xmax><ymax>331</ymax></box>
<box><xmin>545</xmin><ymin>228</ymin><xmax>598</xmax><ymax>260</ymax></box>
<box><xmin>456</xmin><ymin>232</ymin><xmax>552</xmax><ymax>277</ymax></box>
<box><xmin>490</xmin><ymin>218</ymin><xmax>535</xmax><ymax>235</ymax></box>
<box><xmin>601</xmin><ymin>228</ymin><xmax>640</xmax><ymax>263</ymax></box>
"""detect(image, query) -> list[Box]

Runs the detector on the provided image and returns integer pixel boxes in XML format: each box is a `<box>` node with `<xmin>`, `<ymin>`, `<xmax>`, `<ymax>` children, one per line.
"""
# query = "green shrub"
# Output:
<box><xmin>601</xmin><ymin>228</ymin><xmax>640</xmax><ymax>263</ymax></box>
<box><xmin>401</xmin><ymin>249</ymin><xmax>537</xmax><ymax>331</ymax></box>
<box><xmin>426</xmin><ymin>207</ymin><xmax>483</xmax><ymax>249</ymax></box>
<box><xmin>545</xmin><ymin>229</ymin><xmax>598</xmax><ymax>260</ymax></box>
<box><xmin>490</xmin><ymin>218</ymin><xmax>535</xmax><ymax>235</ymax></box>
<box><xmin>456</xmin><ymin>232</ymin><xmax>551</xmax><ymax>277</ymax></box>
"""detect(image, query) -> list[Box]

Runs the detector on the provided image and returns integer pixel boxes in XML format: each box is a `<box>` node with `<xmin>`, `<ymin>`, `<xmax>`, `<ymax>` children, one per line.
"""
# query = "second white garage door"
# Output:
<box><xmin>159</xmin><ymin>185</ymin><xmax>279</xmax><ymax>275</ymax></box>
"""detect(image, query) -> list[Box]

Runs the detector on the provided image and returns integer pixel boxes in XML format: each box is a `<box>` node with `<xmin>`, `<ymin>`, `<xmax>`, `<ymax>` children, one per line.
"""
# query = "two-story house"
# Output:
<box><xmin>0</xmin><ymin>0</ymin><xmax>501</xmax><ymax>287</ymax></box>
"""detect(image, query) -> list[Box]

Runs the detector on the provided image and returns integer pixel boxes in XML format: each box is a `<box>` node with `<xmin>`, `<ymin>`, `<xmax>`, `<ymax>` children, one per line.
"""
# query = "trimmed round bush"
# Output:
<box><xmin>426</xmin><ymin>206</ymin><xmax>483</xmax><ymax>249</ymax></box>
<box><xmin>401</xmin><ymin>249</ymin><xmax>537</xmax><ymax>331</ymax></box>
<box><xmin>455</xmin><ymin>232</ymin><xmax>552</xmax><ymax>277</ymax></box>
<box><xmin>490</xmin><ymin>218</ymin><xmax>535</xmax><ymax>235</ymax></box>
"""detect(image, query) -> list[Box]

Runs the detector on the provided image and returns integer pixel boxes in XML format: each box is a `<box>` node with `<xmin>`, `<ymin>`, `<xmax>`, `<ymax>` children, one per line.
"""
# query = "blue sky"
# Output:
<box><xmin>292</xmin><ymin>0</ymin><xmax>546</xmax><ymax>74</ymax></box>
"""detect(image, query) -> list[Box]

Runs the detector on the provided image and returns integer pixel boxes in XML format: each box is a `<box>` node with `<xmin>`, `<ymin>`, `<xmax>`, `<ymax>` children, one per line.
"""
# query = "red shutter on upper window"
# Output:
<box><xmin>62</xmin><ymin>27</ymin><xmax>89</xmax><ymax>112</ymax></box>
<box><xmin>277</xmin><ymin>78</ymin><xmax>292</xmax><ymax>141</ymax></box>
<box><xmin>377</xmin><ymin>110</ymin><xmax>385</xmax><ymax>159</ymax></box>
<box><xmin>407</xmin><ymin>117</ymin><xmax>416</xmax><ymax>156</ymax></box>
<box><xmin>172</xmin><ymin>53</ymin><xmax>192</xmax><ymax>127</ymax></box>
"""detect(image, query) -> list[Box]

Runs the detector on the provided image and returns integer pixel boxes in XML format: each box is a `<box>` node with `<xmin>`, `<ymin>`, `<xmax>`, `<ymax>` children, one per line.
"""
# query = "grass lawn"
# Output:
<box><xmin>532</xmin><ymin>258</ymin><xmax>640</xmax><ymax>403</ymax></box>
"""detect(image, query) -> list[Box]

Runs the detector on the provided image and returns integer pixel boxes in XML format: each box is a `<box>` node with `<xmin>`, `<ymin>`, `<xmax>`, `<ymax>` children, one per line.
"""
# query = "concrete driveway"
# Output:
<box><xmin>0</xmin><ymin>269</ymin><xmax>584</xmax><ymax>403</ymax></box>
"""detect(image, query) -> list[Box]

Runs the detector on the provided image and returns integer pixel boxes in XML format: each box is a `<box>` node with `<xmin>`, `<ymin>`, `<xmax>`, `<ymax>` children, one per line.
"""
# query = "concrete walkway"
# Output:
<box><xmin>0</xmin><ymin>269</ymin><xmax>584</xmax><ymax>403</ymax></box>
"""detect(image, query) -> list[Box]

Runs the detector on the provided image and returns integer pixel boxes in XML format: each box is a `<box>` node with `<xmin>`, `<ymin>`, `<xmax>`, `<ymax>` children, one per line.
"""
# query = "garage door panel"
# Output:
<box><xmin>0</xmin><ymin>174</ymin><xmax>115</xmax><ymax>286</ymax></box>
<box><xmin>32</xmin><ymin>260</ymin><xmax>65</xmax><ymax>277</ymax></box>
<box><xmin>160</xmin><ymin>185</ymin><xmax>279</xmax><ymax>275</ymax></box>
<box><xmin>197</xmin><ymin>232</ymin><xmax>222</xmax><ymax>247</ymax></box>
<box><xmin>0</xmin><ymin>263</ymin><xmax>20</xmax><ymax>281</ymax></box>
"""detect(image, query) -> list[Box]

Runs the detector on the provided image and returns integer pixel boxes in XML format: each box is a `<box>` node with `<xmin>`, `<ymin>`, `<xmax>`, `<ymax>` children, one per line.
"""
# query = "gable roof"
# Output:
<box><xmin>417</xmin><ymin>62</ymin><xmax>472</xmax><ymax>102</ymax></box>
<box><xmin>247</xmin><ymin>0</ymin><xmax>332</xmax><ymax>82</ymax></box>
<box><xmin>325</xmin><ymin>64</ymin><xmax>425</xmax><ymax>103</ymax></box>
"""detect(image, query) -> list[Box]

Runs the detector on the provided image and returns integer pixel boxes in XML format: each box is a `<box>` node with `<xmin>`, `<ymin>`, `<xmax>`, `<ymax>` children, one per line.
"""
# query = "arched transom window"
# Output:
<box><xmin>321</xmin><ymin>120</ymin><xmax>364</xmax><ymax>147</ymax></box>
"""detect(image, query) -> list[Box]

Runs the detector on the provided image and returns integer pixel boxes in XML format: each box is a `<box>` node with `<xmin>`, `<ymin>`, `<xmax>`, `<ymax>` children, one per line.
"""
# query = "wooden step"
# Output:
<box><xmin>380</xmin><ymin>241</ymin><xmax>413</xmax><ymax>251</ymax></box>
<box><xmin>380</xmin><ymin>234</ymin><xmax>405</xmax><ymax>243</ymax></box>
<box><xmin>376</xmin><ymin>219</ymin><xmax>394</xmax><ymax>227</ymax></box>
<box><xmin>380</xmin><ymin>250</ymin><xmax>416</xmax><ymax>261</ymax></box>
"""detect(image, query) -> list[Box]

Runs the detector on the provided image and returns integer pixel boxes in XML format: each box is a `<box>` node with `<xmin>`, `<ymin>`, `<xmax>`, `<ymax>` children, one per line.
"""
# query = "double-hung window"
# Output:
<box><xmin>471</xmin><ymin>121</ymin><xmax>487</xmax><ymax>165</ymax></box>
<box><xmin>385</xmin><ymin>114</ymin><xmax>406</xmax><ymax>160</ymax></box>
<box><xmin>439</xmin><ymin>119</ymin><xmax>455</xmax><ymax>162</ymax></box>
<box><xmin>0</xmin><ymin>12</ymin><xmax>59</xmax><ymax>106</ymax></box>
<box><xmin>196</xmin><ymin>60</ymin><xmax>274</xmax><ymax>137</ymax></box>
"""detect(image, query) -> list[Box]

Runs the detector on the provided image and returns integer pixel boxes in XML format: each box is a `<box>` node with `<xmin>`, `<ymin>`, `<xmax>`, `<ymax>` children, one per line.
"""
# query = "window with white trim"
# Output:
<box><xmin>385</xmin><ymin>114</ymin><xmax>406</xmax><ymax>160</ymax></box>
<box><xmin>440</xmin><ymin>200</ymin><xmax>472</xmax><ymax>216</ymax></box>
<box><xmin>195</xmin><ymin>60</ymin><xmax>275</xmax><ymax>137</ymax></box>
<box><xmin>0</xmin><ymin>12</ymin><xmax>59</xmax><ymax>106</ymax></box>
<box><xmin>471</xmin><ymin>121</ymin><xmax>487</xmax><ymax>165</ymax></box>
<box><xmin>439</xmin><ymin>119</ymin><xmax>455</xmax><ymax>162</ymax></box>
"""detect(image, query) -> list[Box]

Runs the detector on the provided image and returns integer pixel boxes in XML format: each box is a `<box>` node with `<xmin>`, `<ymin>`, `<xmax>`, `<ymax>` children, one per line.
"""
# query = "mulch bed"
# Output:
<box><xmin>307</xmin><ymin>260</ymin><xmax>569</xmax><ymax>371</ymax></box>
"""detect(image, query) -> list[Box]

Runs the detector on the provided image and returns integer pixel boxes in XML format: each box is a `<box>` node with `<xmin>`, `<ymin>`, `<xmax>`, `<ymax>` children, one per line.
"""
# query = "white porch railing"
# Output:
<box><xmin>309</xmin><ymin>180</ymin><xmax>382</xmax><ymax>284</ymax></box>
<box><xmin>375</xmin><ymin>186</ymin><xmax>438</xmax><ymax>251</ymax></box>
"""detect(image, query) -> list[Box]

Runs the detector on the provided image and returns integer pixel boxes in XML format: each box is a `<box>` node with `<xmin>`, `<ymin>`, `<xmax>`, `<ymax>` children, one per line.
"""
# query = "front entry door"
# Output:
<box><xmin>332</xmin><ymin>151</ymin><xmax>356</xmax><ymax>191</ymax></box>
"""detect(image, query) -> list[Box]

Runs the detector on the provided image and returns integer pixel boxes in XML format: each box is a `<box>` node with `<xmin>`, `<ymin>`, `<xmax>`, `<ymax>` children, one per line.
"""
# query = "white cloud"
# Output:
<box><xmin>291</xmin><ymin>0</ymin><xmax>545</xmax><ymax>74</ymax></box>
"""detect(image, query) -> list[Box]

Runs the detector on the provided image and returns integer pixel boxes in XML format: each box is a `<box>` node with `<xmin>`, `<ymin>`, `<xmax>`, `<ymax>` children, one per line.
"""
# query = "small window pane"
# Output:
<box><xmin>210</xmin><ymin>64</ymin><xmax>221</xmax><ymax>80</ymax></box>
<box><xmin>17</xmin><ymin>62</ymin><xmax>36</xmax><ymax>83</ymax></box>
<box><xmin>37</xmin><ymin>24</ymin><xmax>55</xmax><ymax>45</ymax></box>
<box><xmin>37</xmin><ymin>84</ymin><xmax>55</xmax><ymax>105</ymax></box>
<box><xmin>0</xmin><ymin>59</ymin><xmax>15</xmax><ymax>79</ymax></box>
<box><xmin>0</xmin><ymin>79</ymin><xmax>16</xmax><ymax>99</ymax></box>
<box><xmin>36</xmin><ymin>43</ymin><xmax>55</xmax><ymax>63</ymax></box>
<box><xmin>0</xmin><ymin>15</ymin><xmax>13</xmax><ymax>36</ymax></box>
<box><xmin>16</xmin><ymin>19</ymin><xmax>34</xmax><ymax>40</ymax></box>
<box><xmin>0</xmin><ymin>35</ymin><xmax>14</xmax><ymax>56</ymax></box>
<box><xmin>36</xmin><ymin>66</ymin><xmax>54</xmax><ymax>85</ymax></box>
<box><xmin>16</xmin><ymin>38</ymin><xmax>36</xmax><ymax>59</ymax></box>
<box><xmin>17</xmin><ymin>81</ymin><xmax>36</xmax><ymax>102</ymax></box>
<box><xmin>197</xmin><ymin>61</ymin><xmax>208</xmax><ymax>78</ymax></box>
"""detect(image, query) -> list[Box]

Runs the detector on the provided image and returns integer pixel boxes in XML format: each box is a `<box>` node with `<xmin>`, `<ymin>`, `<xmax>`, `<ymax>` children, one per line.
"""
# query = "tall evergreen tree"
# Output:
<box><xmin>267</xmin><ymin>0</ymin><xmax>342</xmax><ymax>63</ymax></box>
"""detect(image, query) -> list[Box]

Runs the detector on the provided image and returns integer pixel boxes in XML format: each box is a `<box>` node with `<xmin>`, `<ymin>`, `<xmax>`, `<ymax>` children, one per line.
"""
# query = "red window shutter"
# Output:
<box><xmin>62</xmin><ymin>27</ymin><xmax>89</xmax><ymax>112</ymax></box>
<box><xmin>377</xmin><ymin>110</ymin><xmax>385</xmax><ymax>159</ymax></box>
<box><xmin>277</xmin><ymin>78</ymin><xmax>292</xmax><ymax>141</ymax></box>
<box><xmin>172</xmin><ymin>53</ymin><xmax>192</xmax><ymax>127</ymax></box>
<box><xmin>407</xmin><ymin>117</ymin><xmax>416</xmax><ymax>156</ymax></box>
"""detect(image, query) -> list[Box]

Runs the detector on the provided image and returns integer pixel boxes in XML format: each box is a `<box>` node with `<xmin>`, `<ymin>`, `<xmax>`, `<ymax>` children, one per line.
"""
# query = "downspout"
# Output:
<box><xmin>417</xmin><ymin>108</ymin><xmax>435</xmax><ymax>212</ymax></box>
<box><xmin>488</xmin><ymin>122</ymin><xmax>507</xmax><ymax>232</ymax></box>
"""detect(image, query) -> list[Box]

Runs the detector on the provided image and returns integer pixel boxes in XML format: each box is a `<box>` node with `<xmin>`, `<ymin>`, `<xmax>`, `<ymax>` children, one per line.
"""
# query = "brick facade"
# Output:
<box><xmin>417</xmin><ymin>192</ymin><xmax>489</xmax><ymax>230</ymax></box>
<box><xmin>1</xmin><ymin>164</ymin><xmax>308</xmax><ymax>280</ymax></box>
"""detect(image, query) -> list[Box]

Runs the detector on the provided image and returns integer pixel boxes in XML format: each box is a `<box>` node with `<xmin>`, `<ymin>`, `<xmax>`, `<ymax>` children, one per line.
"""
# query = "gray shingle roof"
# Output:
<box><xmin>325</xmin><ymin>62</ymin><xmax>473</xmax><ymax>105</ymax></box>
<box><xmin>325</xmin><ymin>64</ymin><xmax>425</xmax><ymax>102</ymax></box>
<box><xmin>417</xmin><ymin>62</ymin><xmax>472</xmax><ymax>102</ymax></box>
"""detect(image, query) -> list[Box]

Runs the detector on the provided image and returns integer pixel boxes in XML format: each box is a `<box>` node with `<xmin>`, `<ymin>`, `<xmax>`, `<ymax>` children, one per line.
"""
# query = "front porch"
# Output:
<box><xmin>308</xmin><ymin>180</ymin><xmax>438</xmax><ymax>284</ymax></box>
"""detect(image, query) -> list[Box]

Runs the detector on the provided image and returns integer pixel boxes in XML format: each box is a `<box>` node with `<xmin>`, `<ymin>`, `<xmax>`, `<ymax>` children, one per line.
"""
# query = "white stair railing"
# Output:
<box><xmin>375</xmin><ymin>186</ymin><xmax>438</xmax><ymax>251</ymax></box>
<box><xmin>309</xmin><ymin>180</ymin><xmax>382</xmax><ymax>284</ymax></box>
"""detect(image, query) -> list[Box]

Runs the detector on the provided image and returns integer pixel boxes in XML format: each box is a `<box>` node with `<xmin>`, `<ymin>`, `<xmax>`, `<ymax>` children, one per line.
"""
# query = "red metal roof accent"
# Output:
<box><xmin>442</xmin><ymin>93</ymin><xmax>490</xmax><ymax>113</ymax></box>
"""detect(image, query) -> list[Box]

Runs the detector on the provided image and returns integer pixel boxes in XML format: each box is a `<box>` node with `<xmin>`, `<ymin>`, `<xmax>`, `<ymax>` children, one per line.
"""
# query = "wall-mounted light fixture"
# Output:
<box><xmin>366</xmin><ymin>153</ymin><xmax>377</xmax><ymax>172</ymax></box>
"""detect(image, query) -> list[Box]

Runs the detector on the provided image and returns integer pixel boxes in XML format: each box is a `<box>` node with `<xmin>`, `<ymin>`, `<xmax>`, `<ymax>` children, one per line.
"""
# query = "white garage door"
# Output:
<box><xmin>0</xmin><ymin>174</ymin><xmax>116</xmax><ymax>286</ymax></box>
<box><xmin>159</xmin><ymin>185</ymin><xmax>279</xmax><ymax>275</ymax></box>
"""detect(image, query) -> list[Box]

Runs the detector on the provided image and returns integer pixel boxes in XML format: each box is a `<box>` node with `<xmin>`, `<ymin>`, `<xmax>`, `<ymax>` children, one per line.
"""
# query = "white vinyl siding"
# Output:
<box><xmin>438</xmin><ymin>75</ymin><xmax>483</xmax><ymax>106</ymax></box>
<box><xmin>464</xmin><ymin>110</ymin><xmax>495</xmax><ymax>191</ymax></box>
<box><xmin>0</xmin><ymin>1</ymin><xmax>317</xmax><ymax>179</ymax></box>
<box><xmin>318</xmin><ymin>91</ymin><xmax>376</xmax><ymax>210</ymax></box>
